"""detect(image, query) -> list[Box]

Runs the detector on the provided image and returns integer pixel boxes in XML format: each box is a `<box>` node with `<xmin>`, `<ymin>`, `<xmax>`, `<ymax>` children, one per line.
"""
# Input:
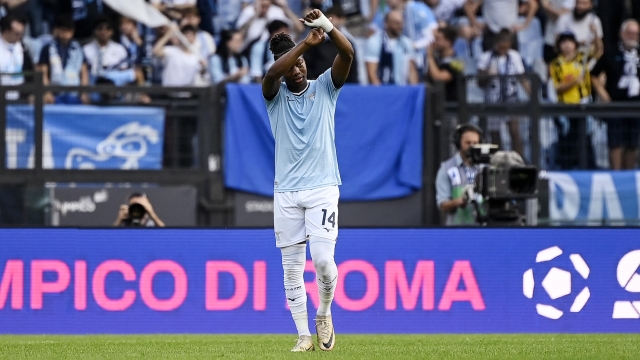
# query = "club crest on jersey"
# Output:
<box><xmin>306</xmin><ymin>92</ymin><xmax>315</xmax><ymax>101</ymax></box>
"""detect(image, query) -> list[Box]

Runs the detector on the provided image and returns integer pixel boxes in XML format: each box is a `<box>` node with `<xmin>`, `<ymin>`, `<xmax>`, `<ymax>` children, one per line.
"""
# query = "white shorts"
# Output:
<box><xmin>273</xmin><ymin>185</ymin><xmax>339</xmax><ymax>248</ymax></box>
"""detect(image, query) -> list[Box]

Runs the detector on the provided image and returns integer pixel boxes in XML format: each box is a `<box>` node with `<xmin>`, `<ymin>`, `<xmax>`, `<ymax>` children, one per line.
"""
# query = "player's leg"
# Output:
<box><xmin>309</xmin><ymin>236</ymin><xmax>337</xmax><ymax>351</ymax></box>
<box><xmin>301</xmin><ymin>186</ymin><xmax>339</xmax><ymax>351</ymax></box>
<box><xmin>274</xmin><ymin>192</ymin><xmax>314</xmax><ymax>352</ymax></box>
<box><xmin>281</xmin><ymin>244</ymin><xmax>314</xmax><ymax>351</ymax></box>
<box><xmin>310</xmin><ymin>237</ymin><xmax>337</xmax><ymax>317</ymax></box>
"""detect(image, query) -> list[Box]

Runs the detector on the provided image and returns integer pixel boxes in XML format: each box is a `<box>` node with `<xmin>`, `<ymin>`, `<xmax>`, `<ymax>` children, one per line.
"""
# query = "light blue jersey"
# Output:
<box><xmin>265</xmin><ymin>69</ymin><xmax>342</xmax><ymax>192</ymax></box>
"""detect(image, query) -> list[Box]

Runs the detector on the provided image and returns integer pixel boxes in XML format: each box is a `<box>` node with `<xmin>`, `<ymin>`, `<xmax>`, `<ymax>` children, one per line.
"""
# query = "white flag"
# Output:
<box><xmin>102</xmin><ymin>0</ymin><xmax>171</xmax><ymax>28</ymax></box>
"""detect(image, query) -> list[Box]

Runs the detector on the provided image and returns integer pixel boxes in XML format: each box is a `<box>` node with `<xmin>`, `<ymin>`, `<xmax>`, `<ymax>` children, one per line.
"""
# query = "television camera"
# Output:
<box><xmin>464</xmin><ymin>144</ymin><xmax>538</xmax><ymax>226</ymax></box>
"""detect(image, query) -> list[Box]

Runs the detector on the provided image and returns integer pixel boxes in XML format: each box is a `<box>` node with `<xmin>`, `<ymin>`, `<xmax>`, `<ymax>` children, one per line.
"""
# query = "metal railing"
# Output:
<box><xmin>2</xmin><ymin>72</ymin><xmax>640</xmax><ymax>226</ymax></box>
<box><xmin>0</xmin><ymin>72</ymin><xmax>231</xmax><ymax>226</ymax></box>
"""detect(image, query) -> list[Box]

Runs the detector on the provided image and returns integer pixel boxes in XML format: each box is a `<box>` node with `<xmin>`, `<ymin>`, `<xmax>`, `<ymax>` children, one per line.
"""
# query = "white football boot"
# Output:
<box><xmin>291</xmin><ymin>335</ymin><xmax>314</xmax><ymax>352</ymax></box>
<box><xmin>315</xmin><ymin>315</ymin><xmax>335</xmax><ymax>351</ymax></box>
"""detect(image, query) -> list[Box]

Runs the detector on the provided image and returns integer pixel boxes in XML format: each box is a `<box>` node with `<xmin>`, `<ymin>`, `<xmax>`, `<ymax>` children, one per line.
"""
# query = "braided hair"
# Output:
<box><xmin>269</xmin><ymin>32</ymin><xmax>295</xmax><ymax>61</ymax></box>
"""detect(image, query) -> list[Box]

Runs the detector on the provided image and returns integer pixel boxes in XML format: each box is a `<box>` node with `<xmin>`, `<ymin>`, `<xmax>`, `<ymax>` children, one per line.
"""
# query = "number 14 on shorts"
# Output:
<box><xmin>321</xmin><ymin>209</ymin><xmax>336</xmax><ymax>228</ymax></box>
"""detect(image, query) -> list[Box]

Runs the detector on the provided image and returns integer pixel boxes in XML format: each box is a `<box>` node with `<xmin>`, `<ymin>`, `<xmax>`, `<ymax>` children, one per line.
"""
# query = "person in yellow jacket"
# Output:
<box><xmin>549</xmin><ymin>31</ymin><xmax>595</xmax><ymax>169</ymax></box>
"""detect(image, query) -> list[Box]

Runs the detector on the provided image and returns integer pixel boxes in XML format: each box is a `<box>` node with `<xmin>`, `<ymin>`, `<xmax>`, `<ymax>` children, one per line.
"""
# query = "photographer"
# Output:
<box><xmin>435</xmin><ymin>124</ymin><xmax>483</xmax><ymax>225</ymax></box>
<box><xmin>114</xmin><ymin>193</ymin><xmax>165</xmax><ymax>227</ymax></box>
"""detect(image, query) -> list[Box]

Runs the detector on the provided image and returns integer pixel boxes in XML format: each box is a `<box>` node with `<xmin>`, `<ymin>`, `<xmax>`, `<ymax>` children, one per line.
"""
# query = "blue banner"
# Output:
<box><xmin>546</xmin><ymin>171</ymin><xmax>640</xmax><ymax>223</ymax></box>
<box><xmin>224</xmin><ymin>85</ymin><xmax>424</xmax><ymax>201</ymax></box>
<box><xmin>6</xmin><ymin>105</ymin><xmax>165</xmax><ymax>169</ymax></box>
<box><xmin>1</xmin><ymin>229</ymin><xmax>640</xmax><ymax>333</ymax></box>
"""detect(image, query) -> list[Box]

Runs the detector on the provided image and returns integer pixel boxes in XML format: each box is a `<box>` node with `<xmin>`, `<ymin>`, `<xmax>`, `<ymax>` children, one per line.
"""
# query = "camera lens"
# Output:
<box><xmin>128</xmin><ymin>203</ymin><xmax>147</xmax><ymax>224</ymax></box>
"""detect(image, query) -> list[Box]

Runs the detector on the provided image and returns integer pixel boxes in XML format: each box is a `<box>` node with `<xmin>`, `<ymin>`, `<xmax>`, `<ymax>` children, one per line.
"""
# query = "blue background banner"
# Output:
<box><xmin>5</xmin><ymin>105</ymin><xmax>165</xmax><ymax>169</ymax></box>
<box><xmin>223</xmin><ymin>85</ymin><xmax>424</xmax><ymax>201</ymax></box>
<box><xmin>1</xmin><ymin>229</ymin><xmax>640</xmax><ymax>334</ymax></box>
<box><xmin>546</xmin><ymin>171</ymin><xmax>640</xmax><ymax>223</ymax></box>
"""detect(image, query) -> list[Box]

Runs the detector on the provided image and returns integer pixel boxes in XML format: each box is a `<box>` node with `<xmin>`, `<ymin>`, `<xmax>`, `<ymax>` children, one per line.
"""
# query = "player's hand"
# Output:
<box><xmin>299</xmin><ymin>9</ymin><xmax>334</xmax><ymax>32</ymax></box>
<box><xmin>303</xmin><ymin>27</ymin><xmax>326</xmax><ymax>46</ymax></box>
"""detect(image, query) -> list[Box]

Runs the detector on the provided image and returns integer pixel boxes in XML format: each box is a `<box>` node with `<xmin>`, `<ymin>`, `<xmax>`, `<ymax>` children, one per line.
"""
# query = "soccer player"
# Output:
<box><xmin>262</xmin><ymin>9</ymin><xmax>354</xmax><ymax>352</ymax></box>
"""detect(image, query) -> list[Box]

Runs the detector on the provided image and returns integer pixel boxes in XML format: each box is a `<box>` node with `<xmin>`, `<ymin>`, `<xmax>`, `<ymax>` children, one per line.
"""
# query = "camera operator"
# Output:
<box><xmin>113</xmin><ymin>193</ymin><xmax>165</xmax><ymax>227</ymax></box>
<box><xmin>435</xmin><ymin>123</ymin><xmax>483</xmax><ymax>225</ymax></box>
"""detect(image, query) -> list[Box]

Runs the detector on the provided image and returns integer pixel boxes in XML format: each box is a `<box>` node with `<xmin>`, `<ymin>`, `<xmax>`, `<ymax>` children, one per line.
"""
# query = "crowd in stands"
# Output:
<box><xmin>1</xmin><ymin>0</ymin><xmax>640</xmax><ymax>169</ymax></box>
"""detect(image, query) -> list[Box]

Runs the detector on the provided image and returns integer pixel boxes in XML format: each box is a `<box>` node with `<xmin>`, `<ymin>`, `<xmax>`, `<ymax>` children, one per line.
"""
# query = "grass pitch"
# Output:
<box><xmin>0</xmin><ymin>334</ymin><xmax>639</xmax><ymax>359</ymax></box>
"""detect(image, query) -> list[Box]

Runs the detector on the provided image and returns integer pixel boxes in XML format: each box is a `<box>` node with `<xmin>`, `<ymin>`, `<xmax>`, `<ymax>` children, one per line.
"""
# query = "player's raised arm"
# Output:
<box><xmin>301</xmin><ymin>9</ymin><xmax>354</xmax><ymax>88</ymax></box>
<box><xmin>262</xmin><ymin>28</ymin><xmax>325</xmax><ymax>100</ymax></box>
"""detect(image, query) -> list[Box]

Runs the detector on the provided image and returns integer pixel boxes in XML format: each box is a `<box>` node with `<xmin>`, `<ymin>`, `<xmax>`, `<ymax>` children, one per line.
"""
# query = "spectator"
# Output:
<box><xmin>150</xmin><ymin>0</ymin><xmax>197</xmax><ymax>21</ymax></box>
<box><xmin>37</xmin><ymin>14</ymin><xmax>89</xmax><ymax>104</ymax></box>
<box><xmin>114</xmin><ymin>193</ymin><xmax>165</xmax><ymax>227</ymax></box>
<box><xmin>435</xmin><ymin>123</ymin><xmax>483</xmax><ymax>225</ymax></box>
<box><xmin>464</xmin><ymin>0</ymin><xmax>538</xmax><ymax>51</ymax></box>
<box><xmin>153</xmin><ymin>24</ymin><xmax>207</xmax><ymax>87</ymax></box>
<box><xmin>427</xmin><ymin>26</ymin><xmax>465</xmax><ymax>101</ymax></box>
<box><xmin>372</xmin><ymin>0</ymin><xmax>438</xmax><ymax>52</ymax></box>
<box><xmin>118</xmin><ymin>17</ymin><xmax>152</xmax><ymax>103</ymax></box>
<box><xmin>0</xmin><ymin>14</ymin><xmax>33</xmax><ymax>100</ymax></box>
<box><xmin>591</xmin><ymin>20</ymin><xmax>640</xmax><ymax>170</ymax></box>
<box><xmin>549</xmin><ymin>31</ymin><xmax>595</xmax><ymax>169</ymax></box>
<box><xmin>250</xmin><ymin>19</ymin><xmax>289</xmax><ymax>83</ymax></box>
<box><xmin>119</xmin><ymin>17</ymin><xmax>144</xmax><ymax>69</ymax></box>
<box><xmin>235</xmin><ymin>0</ymin><xmax>303</xmax><ymax>52</ymax></box>
<box><xmin>365</xmin><ymin>10</ymin><xmax>419</xmax><ymax>85</ymax></box>
<box><xmin>180</xmin><ymin>7</ymin><xmax>217</xmax><ymax>60</ymax></box>
<box><xmin>303</xmin><ymin>6</ymin><xmax>359</xmax><ymax>82</ymax></box>
<box><xmin>477</xmin><ymin>29</ymin><xmax>525</xmax><ymax>156</ymax></box>
<box><xmin>209</xmin><ymin>29</ymin><xmax>250</xmax><ymax>84</ymax></box>
<box><xmin>555</xmin><ymin>0</ymin><xmax>603</xmax><ymax>60</ymax></box>
<box><xmin>119</xmin><ymin>17</ymin><xmax>145</xmax><ymax>84</ymax></box>
<box><xmin>83</xmin><ymin>17</ymin><xmax>135</xmax><ymax>86</ymax></box>
<box><xmin>540</xmin><ymin>0</ymin><xmax>575</xmax><ymax>63</ymax></box>
<box><xmin>57</xmin><ymin>0</ymin><xmax>119</xmax><ymax>42</ymax></box>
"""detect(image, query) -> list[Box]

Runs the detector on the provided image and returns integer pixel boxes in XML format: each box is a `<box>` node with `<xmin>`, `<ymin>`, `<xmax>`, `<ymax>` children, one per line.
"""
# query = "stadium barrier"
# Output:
<box><xmin>3</xmin><ymin>73</ymin><xmax>640</xmax><ymax>225</ymax></box>
<box><xmin>1</xmin><ymin>228</ymin><xmax>640</xmax><ymax>333</ymax></box>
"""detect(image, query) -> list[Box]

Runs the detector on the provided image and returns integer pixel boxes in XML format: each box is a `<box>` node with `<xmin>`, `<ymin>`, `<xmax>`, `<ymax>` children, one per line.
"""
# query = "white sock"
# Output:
<box><xmin>292</xmin><ymin>310</ymin><xmax>310</xmax><ymax>337</ymax></box>
<box><xmin>310</xmin><ymin>237</ymin><xmax>338</xmax><ymax>317</ymax></box>
<box><xmin>281</xmin><ymin>244</ymin><xmax>311</xmax><ymax>336</ymax></box>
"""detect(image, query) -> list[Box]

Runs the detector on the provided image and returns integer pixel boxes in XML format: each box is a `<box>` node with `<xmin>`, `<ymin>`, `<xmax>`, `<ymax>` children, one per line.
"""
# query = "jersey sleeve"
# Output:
<box><xmin>317</xmin><ymin>69</ymin><xmax>341</xmax><ymax>103</ymax></box>
<box><xmin>264</xmin><ymin>82</ymin><xmax>284</xmax><ymax>109</ymax></box>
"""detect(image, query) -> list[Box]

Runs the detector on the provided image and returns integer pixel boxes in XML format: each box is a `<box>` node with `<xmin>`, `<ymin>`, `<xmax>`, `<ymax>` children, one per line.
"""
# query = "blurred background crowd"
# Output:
<box><xmin>1</xmin><ymin>0</ymin><xmax>640</xmax><ymax>170</ymax></box>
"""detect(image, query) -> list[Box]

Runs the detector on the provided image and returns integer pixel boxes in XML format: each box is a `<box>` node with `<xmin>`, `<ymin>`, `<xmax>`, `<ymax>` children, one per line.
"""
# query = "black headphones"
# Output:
<box><xmin>453</xmin><ymin>123</ymin><xmax>484</xmax><ymax>150</ymax></box>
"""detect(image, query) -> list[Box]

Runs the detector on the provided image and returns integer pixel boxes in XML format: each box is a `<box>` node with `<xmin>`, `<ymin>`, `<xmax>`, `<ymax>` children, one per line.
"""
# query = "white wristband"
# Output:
<box><xmin>303</xmin><ymin>14</ymin><xmax>334</xmax><ymax>33</ymax></box>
